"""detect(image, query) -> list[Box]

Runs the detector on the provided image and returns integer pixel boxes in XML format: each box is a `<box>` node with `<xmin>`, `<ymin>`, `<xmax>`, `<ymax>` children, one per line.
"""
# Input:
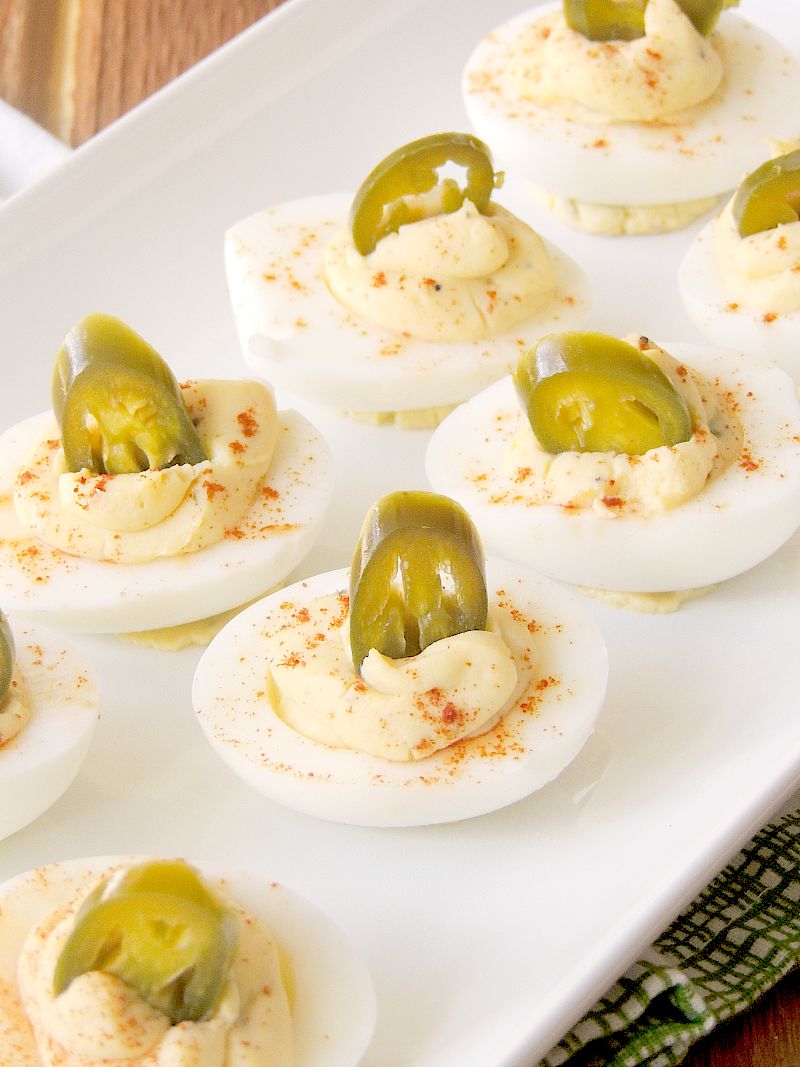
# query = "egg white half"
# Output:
<box><xmin>0</xmin><ymin>623</ymin><xmax>98</xmax><ymax>842</ymax></box>
<box><xmin>426</xmin><ymin>344</ymin><xmax>800</xmax><ymax>592</ymax></box>
<box><xmin>463</xmin><ymin>5</ymin><xmax>800</xmax><ymax>206</ymax></box>
<box><xmin>192</xmin><ymin>561</ymin><xmax>608</xmax><ymax>828</ymax></box>
<box><xmin>225</xmin><ymin>193</ymin><xmax>589</xmax><ymax>411</ymax></box>
<box><xmin>679</xmin><ymin>218</ymin><xmax>800</xmax><ymax>381</ymax></box>
<box><xmin>0</xmin><ymin>409</ymin><xmax>333</xmax><ymax>633</ymax></box>
<box><xmin>0</xmin><ymin>856</ymin><xmax>376</xmax><ymax>1067</ymax></box>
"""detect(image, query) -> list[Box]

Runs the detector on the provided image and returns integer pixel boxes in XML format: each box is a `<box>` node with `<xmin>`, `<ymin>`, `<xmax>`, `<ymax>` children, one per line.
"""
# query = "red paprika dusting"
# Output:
<box><xmin>237</xmin><ymin>408</ymin><xmax>259</xmax><ymax>437</ymax></box>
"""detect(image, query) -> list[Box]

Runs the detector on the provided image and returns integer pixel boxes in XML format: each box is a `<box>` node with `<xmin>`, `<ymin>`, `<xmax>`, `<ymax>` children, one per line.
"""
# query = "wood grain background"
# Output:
<box><xmin>0</xmin><ymin>0</ymin><xmax>282</xmax><ymax>145</ymax></box>
<box><xmin>0</xmin><ymin>2</ymin><xmax>797</xmax><ymax>1065</ymax></box>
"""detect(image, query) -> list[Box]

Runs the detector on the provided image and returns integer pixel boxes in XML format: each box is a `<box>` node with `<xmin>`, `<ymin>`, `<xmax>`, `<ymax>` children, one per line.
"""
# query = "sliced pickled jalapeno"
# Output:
<box><xmin>564</xmin><ymin>0</ymin><xmax>733</xmax><ymax>40</ymax></box>
<box><xmin>53</xmin><ymin>860</ymin><xmax>238</xmax><ymax>1024</ymax></box>
<box><xmin>675</xmin><ymin>0</ymin><xmax>732</xmax><ymax>34</ymax></box>
<box><xmin>733</xmin><ymin>149</ymin><xmax>800</xmax><ymax>238</ymax></box>
<box><xmin>514</xmin><ymin>332</ymin><xmax>692</xmax><ymax>455</ymax></box>
<box><xmin>564</xmin><ymin>0</ymin><xmax>648</xmax><ymax>41</ymax></box>
<box><xmin>349</xmin><ymin>133</ymin><xmax>501</xmax><ymax>256</ymax></box>
<box><xmin>0</xmin><ymin>611</ymin><xmax>15</xmax><ymax>707</ymax></box>
<box><xmin>53</xmin><ymin>313</ymin><xmax>208</xmax><ymax>475</ymax></box>
<box><xmin>349</xmin><ymin>491</ymin><xmax>488</xmax><ymax>675</ymax></box>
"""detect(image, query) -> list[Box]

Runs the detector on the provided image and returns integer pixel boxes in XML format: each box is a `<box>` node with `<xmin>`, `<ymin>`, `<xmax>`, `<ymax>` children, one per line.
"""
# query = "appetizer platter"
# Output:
<box><xmin>0</xmin><ymin>0</ymin><xmax>798</xmax><ymax>1065</ymax></box>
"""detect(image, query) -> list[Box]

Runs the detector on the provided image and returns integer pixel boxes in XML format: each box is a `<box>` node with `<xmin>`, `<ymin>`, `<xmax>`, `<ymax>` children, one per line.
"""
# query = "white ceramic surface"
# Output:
<box><xmin>0</xmin><ymin>1</ymin><xmax>798</xmax><ymax>1065</ymax></box>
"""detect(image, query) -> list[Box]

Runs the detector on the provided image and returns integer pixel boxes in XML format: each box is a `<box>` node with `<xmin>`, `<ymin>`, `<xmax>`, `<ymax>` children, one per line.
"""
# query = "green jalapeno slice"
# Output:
<box><xmin>349</xmin><ymin>133</ymin><xmax>500</xmax><ymax>256</ymax></box>
<box><xmin>732</xmin><ymin>149</ymin><xmax>800</xmax><ymax>239</ymax></box>
<box><xmin>53</xmin><ymin>860</ymin><xmax>238</xmax><ymax>1024</ymax></box>
<box><xmin>349</xmin><ymin>491</ymin><xmax>488</xmax><ymax>676</ymax></box>
<box><xmin>0</xmin><ymin>612</ymin><xmax>15</xmax><ymax>707</ymax></box>
<box><xmin>514</xmin><ymin>332</ymin><xmax>692</xmax><ymax>455</ymax></box>
<box><xmin>675</xmin><ymin>0</ymin><xmax>732</xmax><ymax>34</ymax></box>
<box><xmin>564</xmin><ymin>0</ymin><xmax>647</xmax><ymax>41</ymax></box>
<box><xmin>53</xmin><ymin>313</ymin><xmax>208</xmax><ymax>475</ymax></box>
<box><xmin>563</xmin><ymin>0</ymin><xmax>734</xmax><ymax>40</ymax></box>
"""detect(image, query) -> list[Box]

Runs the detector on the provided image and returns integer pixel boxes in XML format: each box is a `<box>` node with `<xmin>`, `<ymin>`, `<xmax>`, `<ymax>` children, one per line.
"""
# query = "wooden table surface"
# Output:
<box><xmin>0</xmin><ymin>2</ymin><xmax>797</xmax><ymax>1065</ymax></box>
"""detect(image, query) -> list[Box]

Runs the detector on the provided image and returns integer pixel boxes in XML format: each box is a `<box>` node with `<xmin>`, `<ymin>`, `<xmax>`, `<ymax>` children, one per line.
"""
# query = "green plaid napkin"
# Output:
<box><xmin>539</xmin><ymin>809</ymin><xmax>799</xmax><ymax>1067</ymax></box>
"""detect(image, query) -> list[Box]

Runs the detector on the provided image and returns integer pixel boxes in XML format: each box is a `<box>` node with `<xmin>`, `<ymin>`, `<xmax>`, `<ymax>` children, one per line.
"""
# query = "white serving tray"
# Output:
<box><xmin>0</xmin><ymin>1</ymin><xmax>798</xmax><ymax>1065</ymax></box>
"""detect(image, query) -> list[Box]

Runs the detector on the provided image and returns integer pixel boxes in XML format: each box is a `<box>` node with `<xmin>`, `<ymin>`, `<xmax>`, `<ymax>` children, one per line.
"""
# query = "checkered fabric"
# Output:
<box><xmin>539</xmin><ymin>809</ymin><xmax>799</xmax><ymax>1067</ymax></box>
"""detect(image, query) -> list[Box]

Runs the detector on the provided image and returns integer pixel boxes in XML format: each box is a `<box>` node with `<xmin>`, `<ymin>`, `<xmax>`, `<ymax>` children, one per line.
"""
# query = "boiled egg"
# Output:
<box><xmin>224</xmin><ymin>192</ymin><xmax>589</xmax><ymax>418</ymax></box>
<box><xmin>0</xmin><ymin>855</ymin><xmax>376</xmax><ymax>1067</ymax></box>
<box><xmin>463</xmin><ymin>2</ymin><xmax>800</xmax><ymax>222</ymax></box>
<box><xmin>0</xmin><ymin>402</ymin><xmax>333</xmax><ymax>634</ymax></box>
<box><xmin>0</xmin><ymin>620</ymin><xmax>98</xmax><ymax>841</ymax></box>
<box><xmin>425</xmin><ymin>343</ymin><xmax>800</xmax><ymax>593</ymax></box>
<box><xmin>192</xmin><ymin>561</ymin><xmax>608</xmax><ymax>827</ymax></box>
<box><xmin>679</xmin><ymin>201</ymin><xmax>800</xmax><ymax>382</ymax></box>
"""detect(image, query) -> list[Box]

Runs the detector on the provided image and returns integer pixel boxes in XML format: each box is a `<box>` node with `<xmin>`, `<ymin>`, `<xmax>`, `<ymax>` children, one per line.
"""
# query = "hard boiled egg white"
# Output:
<box><xmin>0</xmin><ymin>622</ymin><xmax>98</xmax><ymax>841</ymax></box>
<box><xmin>0</xmin><ymin>408</ymin><xmax>333</xmax><ymax>633</ymax></box>
<box><xmin>225</xmin><ymin>193</ymin><xmax>589</xmax><ymax>413</ymax></box>
<box><xmin>679</xmin><ymin>218</ymin><xmax>800</xmax><ymax>381</ymax></box>
<box><xmin>0</xmin><ymin>856</ymin><xmax>376</xmax><ymax>1067</ymax></box>
<box><xmin>463</xmin><ymin>5</ymin><xmax>800</xmax><ymax>207</ymax></box>
<box><xmin>425</xmin><ymin>344</ymin><xmax>800</xmax><ymax>592</ymax></box>
<box><xmin>192</xmin><ymin>562</ymin><xmax>608</xmax><ymax>828</ymax></box>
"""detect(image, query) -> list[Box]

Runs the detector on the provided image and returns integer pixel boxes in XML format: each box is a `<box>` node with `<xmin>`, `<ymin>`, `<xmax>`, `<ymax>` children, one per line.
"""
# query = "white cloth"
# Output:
<box><xmin>0</xmin><ymin>98</ymin><xmax>70</xmax><ymax>201</ymax></box>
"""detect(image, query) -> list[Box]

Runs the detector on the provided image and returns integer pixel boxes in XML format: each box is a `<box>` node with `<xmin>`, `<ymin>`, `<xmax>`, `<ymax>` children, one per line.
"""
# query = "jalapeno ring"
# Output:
<box><xmin>349</xmin><ymin>491</ymin><xmax>488</xmax><ymax>675</ymax></box>
<box><xmin>53</xmin><ymin>314</ymin><xmax>208</xmax><ymax>476</ymax></box>
<box><xmin>733</xmin><ymin>149</ymin><xmax>800</xmax><ymax>239</ymax></box>
<box><xmin>514</xmin><ymin>332</ymin><xmax>692</xmax><ymax>455</ymax></box>
<box><xmin>53</xmin><ymin>860</ymin><xmax>238</xmax><ymax>1024</ymax></box>
<box><xmin>349</xmin><ymin>133</ymin><xmax>500</xmax><ymax>256</ymax></box>
<box><xmin>0</xmin><ymin>612</ymin><xmax>15</xmax><ymax>707</ymax></box>
<box><xmin>564</xmin><ymin>0</ymin><xmax>733</xmax><ymax>41</ymax></box>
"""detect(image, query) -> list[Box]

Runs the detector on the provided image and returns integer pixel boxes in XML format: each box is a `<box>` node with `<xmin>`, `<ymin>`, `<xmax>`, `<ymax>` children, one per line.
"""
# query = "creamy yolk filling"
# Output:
<box><xmin>0</xmin><ymin>666</ymin><xmax>31</xmax><ymax>746</ymax></box>
<box><xmin>323</xmin><ymin>200</ymin><xmax>556</xmax><ymax>343</ymax></box>
<box><xmin>16</xmin><ymin>875</ymin><xmax>292</xmax><ymax>1067</ymax></box>
<box><xmin>531</xmin><ymin>188</ymin><xmax>717</xmax><ymax>237</ymax></box>
<box><xmin>13</xmin><ymin>380</ymin><xmax>277</xmax><ymax>565</ymax></box>
<box><xmin>505</xmin><ymin>339</ymin><xmax>742</xmax><ymax>517</ymax></box>
<box><xmin>508</xmin><ymin>0</ymin><xmax>723</xmax><ymax>123</ymax></box>
<box><xmin>264</xmin><ymin>593</ymin><xmax>537</xmax><ymax>762</ymax></box>
<box><xmin>713</xmin><ymin>199</ymin><xmax>800</xmax><ymax>314</ymax></box>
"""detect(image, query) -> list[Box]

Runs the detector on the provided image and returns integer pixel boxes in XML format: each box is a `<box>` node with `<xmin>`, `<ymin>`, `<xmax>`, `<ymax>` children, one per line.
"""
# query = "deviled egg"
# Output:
<box><xmin>0</xmin><ymin>856</ymin><xmax>376</xmax><ymax>1067</ymax></box>
<box><xmin>193</xmin><ymin>491</ymin><xmax>608</xmax><ymax>826</ymax></box>
<box><xmin>225</xmin><ymin>133</ymin><xmax>589</xmax><ymax>426</ymax></box>
<box><xmin>680</xmin><ymin>143</ymin><xmax>800</xmax><ymax>379</ymax></box>
<box><xmin>426</xmin><ymin>332</ymin><xmax>800</xmax><ymax>600</ymax></box>
<box><xmin>463</xmin><ymin>0</ymin><xmax>800</xmax><ymax>235</ymax></box>
<box><xmin>0</xmin><ymin>611</ymin><xmax>98</xmax><ymax>841</ymax></box>
<box><xmin>0</xmin><ymin>314</ymin><xmax>333</xmax><ymax>636</ymax></box>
